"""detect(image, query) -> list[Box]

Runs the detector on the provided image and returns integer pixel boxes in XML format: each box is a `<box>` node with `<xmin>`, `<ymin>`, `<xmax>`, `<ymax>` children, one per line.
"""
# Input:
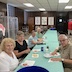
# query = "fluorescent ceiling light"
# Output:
<box><xmin>23</xmin><ymin>3</ymin><xmax>34</xmax><ymax>7</ymax></box>
<box><xmin>59</xmin><ymin>0</ymin><xmax>69</xmax><ymax>3</ymax></box>
<box><xmin>8</xmin><ymin>3</ymin><xmax>17</xmax><ymax>7</ymax></box>
<box><xmin>25</xmin><ymin>9</ymin><xmax>34</xmax><ymax>11</ymax></box>
<box><xmin>65</xmin><ymin>6</ymin><xmax>72</xmax><ymax>9</ymax></box>
<box><xmin>39</xmin><ymin>8</ymin><xmax>45</xmax><ymax>11</ymax></box>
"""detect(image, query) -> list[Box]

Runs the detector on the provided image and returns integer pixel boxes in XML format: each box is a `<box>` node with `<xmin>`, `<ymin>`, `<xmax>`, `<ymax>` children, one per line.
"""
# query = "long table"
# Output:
<box><xmin>14</xmin><ymin>30</ymin><xmax>64</xmax><ymax>72</ymax></box>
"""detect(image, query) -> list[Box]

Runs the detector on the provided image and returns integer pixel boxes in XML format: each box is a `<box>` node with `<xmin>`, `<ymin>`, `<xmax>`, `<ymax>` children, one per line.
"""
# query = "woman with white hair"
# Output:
<box><xmin>0</xmin><ymin>38</ymin><xmax>19</xmax><ymax>72</ymax></box>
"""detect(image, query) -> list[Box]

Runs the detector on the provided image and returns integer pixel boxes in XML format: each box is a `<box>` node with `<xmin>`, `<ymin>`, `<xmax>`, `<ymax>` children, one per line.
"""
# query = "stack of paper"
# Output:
<box><xmin>21</xmin><ymin>60</ymin><xmax>35</xmax><ymax>67</ymax></box>
<box><xmin>48</xmin><ymin>59</ymin><xmax>59</xmax><ymax>62</ymax></box>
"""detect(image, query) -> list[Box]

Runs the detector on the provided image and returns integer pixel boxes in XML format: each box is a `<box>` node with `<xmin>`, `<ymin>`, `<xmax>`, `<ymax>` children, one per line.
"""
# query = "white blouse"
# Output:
<box><xmin>0</xmin><ymin>51</ymin><xmax>19</xmax><ymax>72</ymax></box>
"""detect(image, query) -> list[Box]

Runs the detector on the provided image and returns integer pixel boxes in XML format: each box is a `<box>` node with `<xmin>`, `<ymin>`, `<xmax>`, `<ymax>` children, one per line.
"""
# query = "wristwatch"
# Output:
<box><xmin>61</xmin><ymin>58</ymin><xmax>64</xmax><ymax>62</ymax></box>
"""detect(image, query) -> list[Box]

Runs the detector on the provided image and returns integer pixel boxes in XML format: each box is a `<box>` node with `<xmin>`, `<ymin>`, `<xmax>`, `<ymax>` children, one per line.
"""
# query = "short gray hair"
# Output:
<box><xmin>17</xmin><ymin>31</ymin><xmax>24</xmax><ymax>36</ymax></box>
<box><xmin>37</xmin><ymin>27</ymin><xmax>41</xmax><ymax>31</ymax></box>
<box><xmin>59</xmin><ymin>34</ymin><xmax>68</xmax><ymax>40</ymax></box>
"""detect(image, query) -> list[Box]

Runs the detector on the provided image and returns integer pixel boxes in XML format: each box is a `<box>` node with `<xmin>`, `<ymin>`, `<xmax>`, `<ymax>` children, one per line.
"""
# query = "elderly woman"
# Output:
<box><xmin>0</xmin><ymin>38</ymin><xmax>19</xmax><ymax>72</ymax></box>
<box><xmin>14</xmin><ymin>31</ymin><xmax>30</xmax><ymax>59</ymax></box>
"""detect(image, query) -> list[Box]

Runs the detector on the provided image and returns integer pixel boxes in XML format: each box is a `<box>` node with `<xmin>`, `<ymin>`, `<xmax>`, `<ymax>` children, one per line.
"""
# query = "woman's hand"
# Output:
<box><xmin>24</xmin><ymin>48</ymin><xmax>30</xmax><ymax>54</ymax></box>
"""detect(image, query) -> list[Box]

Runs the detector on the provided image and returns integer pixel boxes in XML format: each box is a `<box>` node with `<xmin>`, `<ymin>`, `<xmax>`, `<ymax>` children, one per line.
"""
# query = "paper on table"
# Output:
<box><xmin>48</xmin><ymin>59</ymin><xmax>59</xmax><ymax>62</ymax></box>
<box><xmin>44</xmin><ymin>52</ymin><xmax>60</xmax><ymax>58</ymax></box>
<box><xmin>32</xmin><ymin>49</ymin><xmax>40</xmax><ymax>52</ymax></box>
<box><xmin>32</xmin><ymin>54</ymin><xmax>39</xmax><ymax>58</ymax></box>
<box><xmin>50</xmin><ymin>52</ymin><xmax>60</xmax><ymax>56</ymax></box>
<box><xmin>21</xmin><ymin>60</ymin><xmax>35</xmax><ymax>67</ymax></box>
<box><xmin>53</xmin><ymin>52</ymin><xmax>60</xmax><ymax>56</ymax></box>
<box><xmin>44</xmin><ymin>53</ymin><xmax>52</xmax><ymax>58</ymax></box>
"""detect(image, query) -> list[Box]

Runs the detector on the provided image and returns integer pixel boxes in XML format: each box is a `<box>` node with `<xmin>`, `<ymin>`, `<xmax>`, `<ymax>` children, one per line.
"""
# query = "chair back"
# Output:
<box><xmin>17</xmin><ymin>66</ymin><xmax>49</xmax><ymax>72</ymax></box>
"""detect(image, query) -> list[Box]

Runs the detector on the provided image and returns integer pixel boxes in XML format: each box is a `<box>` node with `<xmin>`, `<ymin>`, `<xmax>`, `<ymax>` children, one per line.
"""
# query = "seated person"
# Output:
<box><xmin>28</xmin><ymin>30</ymin><xmax>42</xmax><ymax>50</ymax></box>
<box><xmin>14</xmin><ymin>31</ymin><xmax>30</xmax><ymax>60</ymax></box>
<box><xmin>36</xmin><ymin>27</ymin><xmax>43</xmax><ymax>38</ymax></box>
<box><xmin>0</xmin><ymin>38</ymin><xmax>19</xmax><ymax>72</ymax></box>
<box><xmin>68</xmin><ymin>21</ymin><xmax>72</xmax><ymax>35</ymax></box>
<box><xmin>51</xmin><ymin>34</ymin><xmax>72</xmax><ymax>72</ymax></box>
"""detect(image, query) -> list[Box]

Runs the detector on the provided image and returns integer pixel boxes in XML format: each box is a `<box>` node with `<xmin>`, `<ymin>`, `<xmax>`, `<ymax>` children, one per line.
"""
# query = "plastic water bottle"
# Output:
<box><xmin>45</xmin><ymin>46</ymin><xmax>48</xmax><ymax>53</ymax></box>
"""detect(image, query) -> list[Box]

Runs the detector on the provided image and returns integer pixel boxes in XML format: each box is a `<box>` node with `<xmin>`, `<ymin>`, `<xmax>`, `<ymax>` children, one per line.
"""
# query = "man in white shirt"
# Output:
<box><xmin>28</xmin><ymin>30</ymin><xmax>38</xmax><ymax>50</ymax></box>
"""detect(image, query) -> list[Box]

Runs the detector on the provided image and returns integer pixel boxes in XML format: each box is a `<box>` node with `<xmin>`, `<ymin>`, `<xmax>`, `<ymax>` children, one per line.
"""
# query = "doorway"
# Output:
<box><xmin>28</xmin><ymin>17</ymin><xmax>34</xmax><ymax>33</ymax></box>
<box><xmin>56</xmin><ymin>12</ymin><xmax>68</xmax><ymax>34</ymax></box>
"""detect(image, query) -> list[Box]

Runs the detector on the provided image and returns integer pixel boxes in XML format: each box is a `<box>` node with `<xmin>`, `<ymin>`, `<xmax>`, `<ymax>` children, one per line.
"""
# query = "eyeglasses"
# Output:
<box><xmin>59</xmin><ymin>39</ymin><xmax>67</xmax><ymax>42</ymax></box>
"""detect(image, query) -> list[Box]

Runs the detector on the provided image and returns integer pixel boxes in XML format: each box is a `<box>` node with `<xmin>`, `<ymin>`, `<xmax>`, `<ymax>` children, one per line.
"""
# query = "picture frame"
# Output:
<box><xmin>35</xmin><ymin>17</ymin><xmax>40</xmax><ymax>25</ymax></box>
<box><xmin>42</xmin><ymin>17</ymin><xmax>47</xmax><ymax>25</ymax></box>
<box><xmin>48</xmin><ymin>17</ymin><xmax>54</xmax><ymax>25</ymax></box>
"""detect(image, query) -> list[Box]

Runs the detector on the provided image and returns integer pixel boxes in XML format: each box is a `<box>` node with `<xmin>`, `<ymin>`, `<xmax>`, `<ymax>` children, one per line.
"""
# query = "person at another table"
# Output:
<box><xmin>51</xmin><ymin>34</ymin><xmax>72</xmax><ymax>72</ymax></box>
<box><xmin>49</xmin><ymin>25</ymin><xmax>56</xmax><ymax>30</ymax></box>
<box><xmin>68</xmin><ymin>20</ymin><xmax>72</xmax><ymax>35</ymax></box>
<box><xmin>0</xmin><ymin>38</ymin><xmax>19</xmax><ymax>72</ymax></box>
<box><xmin>14</xmin><ymin>31</ymin><xmax>30</xmax><ymax>60</ymax></box>
<box><xmin>36</xmin><ymin>27</ymin><xmax>43</xmax><ymax>38</ymax></box>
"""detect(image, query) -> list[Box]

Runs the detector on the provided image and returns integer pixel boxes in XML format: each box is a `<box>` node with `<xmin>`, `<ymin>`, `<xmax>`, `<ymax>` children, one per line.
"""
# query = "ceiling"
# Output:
<box><xmin>0</xmin><ymin>0</ymin><xmax>72</xmax><ymax>11</ymax></box>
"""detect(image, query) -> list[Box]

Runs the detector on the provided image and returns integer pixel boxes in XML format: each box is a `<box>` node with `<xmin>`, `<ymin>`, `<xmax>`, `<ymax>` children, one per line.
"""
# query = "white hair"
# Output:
<box><xmin>37</xmin><ymin>27</ymin><xmax>41</xmax><ymax>32</ymax></box>
<box><xmin>59</xmin><ymin>34</ymin><xmax>68</xmax><ymax>39</ymax></box>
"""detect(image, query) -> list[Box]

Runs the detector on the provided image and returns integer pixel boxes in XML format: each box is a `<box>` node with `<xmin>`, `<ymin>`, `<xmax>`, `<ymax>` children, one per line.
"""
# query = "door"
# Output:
<box><xmin>56</xmin><ymin>16</ymin><xmax>68</xmax><ymax>34</ymax></box>
<box><xmin>56</xmin><ymin>12</ymin><xmax>68</xmax><ymax>34</ymax></box>
<box><xmin>28</xmin><ymin>17</ymin><xmax>34</xmax><ymax>33</ymax></box>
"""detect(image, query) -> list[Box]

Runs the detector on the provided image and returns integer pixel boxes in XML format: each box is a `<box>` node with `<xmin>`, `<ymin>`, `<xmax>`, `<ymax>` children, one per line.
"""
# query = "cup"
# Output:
<box><xmin>45</xmin><ymin>48</ymin><xmax>48</xmax><ymax>53</ymax></box>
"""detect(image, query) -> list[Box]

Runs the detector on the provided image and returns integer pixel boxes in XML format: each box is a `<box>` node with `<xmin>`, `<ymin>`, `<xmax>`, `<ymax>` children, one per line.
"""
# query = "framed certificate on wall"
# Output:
<box><xmin>48</xmin><ymin>17</ymin><xmax>54</xmax><ymax>25</ymax></box>
<box><xmin>42</xmin><ymin>17</ymin><xmax>47</xmax><ymax>25</ymax></box>
<box><xmin>35</xmin><ymin>17</ymin><xmax>40</xmax><ymax>25</ymax></box>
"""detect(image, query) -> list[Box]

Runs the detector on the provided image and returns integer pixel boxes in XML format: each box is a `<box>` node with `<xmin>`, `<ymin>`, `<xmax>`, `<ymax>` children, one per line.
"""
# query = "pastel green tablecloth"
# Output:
<box><xmin>14</xmin><ymin>30</ymin><xmax>64</xmax><ymax>72</ymax></box>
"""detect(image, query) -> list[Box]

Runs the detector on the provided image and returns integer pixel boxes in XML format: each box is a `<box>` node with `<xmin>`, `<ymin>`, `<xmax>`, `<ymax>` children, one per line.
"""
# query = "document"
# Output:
<box><xmin>48</xmin><ymin>59</ymin><xmax>59</xmax><ymax>62</ymax></box>
<box><xmin>21</xmin><ymin>60</ymin><xmax>35</xmax><ymax>67</ymax></box>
